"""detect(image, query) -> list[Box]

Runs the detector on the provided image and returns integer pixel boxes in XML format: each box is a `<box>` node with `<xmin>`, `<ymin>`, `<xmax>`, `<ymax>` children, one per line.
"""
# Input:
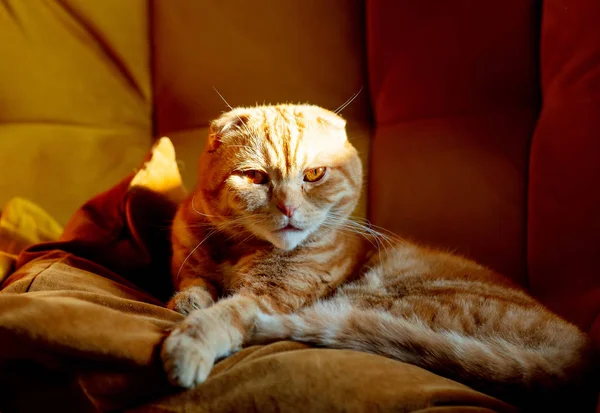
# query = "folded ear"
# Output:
<box><xmin>207</xmin><ymin>110</ymin><xmax>250</xmax><ymax>152</ymax></box>
<box><xmin>310</xmin><ymin>106</ymin><xmax>347</xmax><ymax>132</ymax></box>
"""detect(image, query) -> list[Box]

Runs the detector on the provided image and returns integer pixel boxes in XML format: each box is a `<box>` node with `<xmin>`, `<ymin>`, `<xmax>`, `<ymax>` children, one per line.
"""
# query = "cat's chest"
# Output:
<box><xmin>208</xmin><ymin>239</ymin><xmax>268</xmax><ymax>287</ymax></box>
<box><xmin>207</xmin><ymin>233</ymin><xmax>264</xmax><ymax>264</ymax></box>
<box><xmin>217</xmin><ymin>260</ymin><xmax>236</xmax><ymax>287</ymax></box>
<box><xmin>219</xmin><ymin>246</ymin><xmax>360</xmax><ymax>304</ymax></box>
<box><xmin>207</xmin><ymin>232</ymin><xmax>371</xmax><ymax>306</ymax></box>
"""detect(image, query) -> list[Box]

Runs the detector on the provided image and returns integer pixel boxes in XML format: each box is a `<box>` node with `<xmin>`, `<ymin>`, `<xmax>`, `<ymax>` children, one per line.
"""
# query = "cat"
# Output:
<box><xmin>161</xmin><ymin>104</ymin><xmax>592</xmax><ymax>409</ymax></box>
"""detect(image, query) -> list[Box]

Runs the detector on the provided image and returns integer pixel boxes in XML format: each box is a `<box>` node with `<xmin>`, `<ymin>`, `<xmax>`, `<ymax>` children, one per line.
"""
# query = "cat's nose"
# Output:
<box><xmin>276</xmin><ymin>202</ymin><xmax>298</xmax><ymax>217</ymax></box>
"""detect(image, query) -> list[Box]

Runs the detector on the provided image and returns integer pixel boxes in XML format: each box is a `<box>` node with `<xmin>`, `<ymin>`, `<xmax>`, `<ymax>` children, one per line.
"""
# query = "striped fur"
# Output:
<box><xmin>161</xmin><ymin>105</ymin><xmax>591</xmax><ymax>408</ymax></box>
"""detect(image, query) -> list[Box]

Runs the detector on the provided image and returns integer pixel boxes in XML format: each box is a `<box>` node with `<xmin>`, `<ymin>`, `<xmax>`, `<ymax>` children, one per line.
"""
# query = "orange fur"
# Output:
<box><xmin>161</xmin><ymin>105</ymin><xmax>591</xmax><ymax>408</ymax></box>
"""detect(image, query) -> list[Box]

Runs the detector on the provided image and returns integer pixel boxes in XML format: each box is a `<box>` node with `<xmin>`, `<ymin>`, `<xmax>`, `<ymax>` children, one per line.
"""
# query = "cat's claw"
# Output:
<box><xmin>161</xmin><ymin>327</ymin><xmax>215</xmax><ymax>388</ymax></box>
<box><xmin>167</xmin><ymin>287</ymin><xmax>215</xmax><ymax>315</ymax></box>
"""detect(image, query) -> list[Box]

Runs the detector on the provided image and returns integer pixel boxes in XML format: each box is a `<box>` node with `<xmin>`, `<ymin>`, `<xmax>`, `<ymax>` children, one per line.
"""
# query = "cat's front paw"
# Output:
<box><xmin>161</xmin><ymin>326</ymin><xmax>215</xmax><ymax>388</ymax></box>
<box><xmin>167</xmin><ymin>286</ymin><xmax>215</xmax><ymax>315</ymax></box>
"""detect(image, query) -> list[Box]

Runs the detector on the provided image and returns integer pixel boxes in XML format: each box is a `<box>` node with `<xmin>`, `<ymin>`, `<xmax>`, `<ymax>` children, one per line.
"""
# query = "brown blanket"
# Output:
<box><xmin>0</xmin><ymin>139</ymin><xmax>529</xmax><ymax>412</ymax></box>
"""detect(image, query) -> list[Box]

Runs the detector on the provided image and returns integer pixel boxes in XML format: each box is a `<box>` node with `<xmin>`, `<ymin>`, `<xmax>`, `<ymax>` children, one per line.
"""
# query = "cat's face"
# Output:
<box><xmin>197</xmin><ymin>104</ymin><xmax>362</xmax><ymax>251</ymax></box>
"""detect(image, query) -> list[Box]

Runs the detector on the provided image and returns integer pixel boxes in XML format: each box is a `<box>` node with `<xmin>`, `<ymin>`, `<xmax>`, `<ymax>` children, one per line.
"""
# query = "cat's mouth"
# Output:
<box><xmin>264</xmin><ymin>222</ymin><xmax>310</xmax><ymax>250</ymax></box>
<box><xmin>275</xmin><ymin>224</ymin><xmax>303</xmax><ymax>232</ymax></box>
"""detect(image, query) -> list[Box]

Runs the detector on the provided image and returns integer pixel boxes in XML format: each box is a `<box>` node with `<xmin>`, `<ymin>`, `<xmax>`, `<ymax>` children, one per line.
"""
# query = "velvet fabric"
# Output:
<box><xmin>0</xmin><ymin>0</ymin><xmax>152</xmax><ymax>225</ymax></box>
<box><xmin>366</xmin><ymin>0</ymin><xmax>540</xmax><ymax>283</ymax></box>
<box><xmin>528</xmin><ymin>0</ymin><xmax>600</xmax><ymax>340</ymax></box>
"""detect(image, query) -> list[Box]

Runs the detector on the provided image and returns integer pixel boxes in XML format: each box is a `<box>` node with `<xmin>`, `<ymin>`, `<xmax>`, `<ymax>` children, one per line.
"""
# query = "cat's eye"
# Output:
<box><xmin>304</xmin><ymin>167</ymin><xmax>327</xmax><ymax>182</ymax></box>
<box><xmin>243</xmin><ymin>170</ymin><xmax>269</xmax><ymax>185</ymax></box>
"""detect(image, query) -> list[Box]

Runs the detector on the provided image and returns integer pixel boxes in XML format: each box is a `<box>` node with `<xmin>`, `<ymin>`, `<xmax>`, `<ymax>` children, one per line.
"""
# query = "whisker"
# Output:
<box><xmin>327</xmin><ymin>212</ymin><xmax>404</xmax><ymax>243</ymax></box>
<box><xmin>334</xmin><ymin>87</ymin><xmax>363</xmax><ymax>115</ymax></box>
<box><xmin>221</xmin><ymin>218</ymin><xmax>269</xmax><ymax>243</ymax></box>
<box><xmin>213</xmin><ymin>86</ymin><xmax>235</xmax><ymax>111</ymax></box>
<box><xmin>346</xmin><ymin>222</ymin><xmax>396</xmax><ymax>251</ymax></box>
<box><xmin>175</xmin><ymin>228</ymin><xmax>219</xmax><ymax>280</ymax></box>
<box><xmin>237</xmin><ymin>231</ymin><xmax>260</xmax><ymax>244</ymax></box>
<box><xmin>323</xmin><ymin>212</ymin><xmax>399</xmax><ymax>258</ymax></box>
<box><xmin>190</xmin><ymin>195</ymin><xmax>206</xmax><ymax>216</ymax></box>
<box><xmin>212</xmin><ymin>87</ymin><xmax>265</xmax><ymax>150</ymax></box>
<box><xmin>321</xmin><ymin>222</ymin><xmax>379</xmax><ymax>250</ymax></box>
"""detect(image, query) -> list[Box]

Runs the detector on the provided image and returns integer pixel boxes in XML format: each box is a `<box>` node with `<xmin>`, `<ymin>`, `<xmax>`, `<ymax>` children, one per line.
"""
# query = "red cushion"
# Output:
<box><xmin>366</xmin><ymin>1</ymin><xmax>540</xmax><ymax>283</ymax></box>
<box><xmin>528</xmin><ymin>0</ymin><xmax>600</xmax><ymax>329</ymax></box>
<box><xmin>14</xmin><ymin>173</ymin><xmax>177</xmax><ymax>303</ymax></box>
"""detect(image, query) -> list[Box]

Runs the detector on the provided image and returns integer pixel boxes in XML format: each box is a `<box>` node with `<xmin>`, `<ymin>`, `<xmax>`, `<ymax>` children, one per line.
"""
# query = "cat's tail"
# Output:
<box><xmin>251</xmin><ymin>299</ymin><xmax>593</xmax><ymax>409</ymax></box>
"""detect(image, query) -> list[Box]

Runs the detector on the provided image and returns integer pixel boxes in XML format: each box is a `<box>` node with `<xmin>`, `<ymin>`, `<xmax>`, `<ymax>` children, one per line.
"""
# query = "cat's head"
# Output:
<box><xmin>196</xmin><ymin>104</ymin><xmax>362</xmax><ymax>251</ymax></box>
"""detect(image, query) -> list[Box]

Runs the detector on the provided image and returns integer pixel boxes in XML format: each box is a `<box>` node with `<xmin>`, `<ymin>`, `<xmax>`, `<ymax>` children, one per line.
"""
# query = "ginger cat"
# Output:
<box><xmin>161</xmin><ymin>104</ymin><xmax>591</xmax><ymax>408</ymax></box>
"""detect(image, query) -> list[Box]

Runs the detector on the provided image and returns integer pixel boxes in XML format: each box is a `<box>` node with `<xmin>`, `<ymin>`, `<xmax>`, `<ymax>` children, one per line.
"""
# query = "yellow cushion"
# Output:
<box><xmin>0</xmin><ymin>197</ymin><xmax>63</xmax><ymax>254</ymax></box>
<box><xmin>0</xmin><ymin>0</ymin><xmax>152</xmax><ymax>224</ymax></box>
<box><xmin>0</xmin><ymin>197</ymin><xmax>63</xmax><ymax>283</ymax></box>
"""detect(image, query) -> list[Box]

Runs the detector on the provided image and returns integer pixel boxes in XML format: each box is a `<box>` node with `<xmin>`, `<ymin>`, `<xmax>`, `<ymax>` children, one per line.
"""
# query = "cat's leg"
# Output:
<box><xmin>161</xmin><ymin>294</ymin><xmax>261</xmax><ymax>388</ymax></box>
<box><xmin>167</xmin><ymin>237</ymin><xmax>221</xmax><ymax>314</ymax></box>
<box><xmin>167</xmin><ymin>278</ymin><xmax>217</xmax><ymax>315</ymax></box>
